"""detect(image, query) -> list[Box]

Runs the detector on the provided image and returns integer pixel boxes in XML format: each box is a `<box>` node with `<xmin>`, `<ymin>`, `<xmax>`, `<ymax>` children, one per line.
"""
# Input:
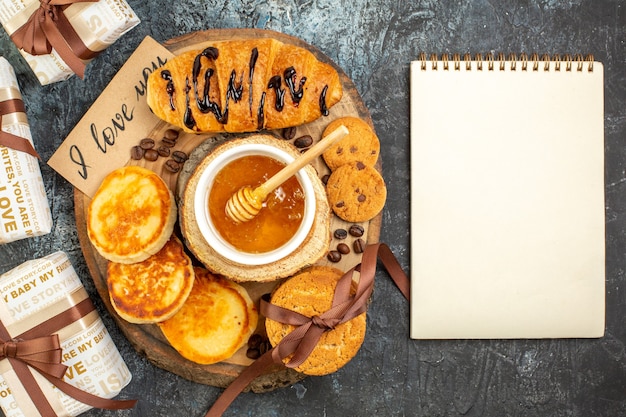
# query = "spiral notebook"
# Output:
<box><xmin>409</xmin><ymin>54</ymin><xmax>605</xmax><ymax>339</ymax></box>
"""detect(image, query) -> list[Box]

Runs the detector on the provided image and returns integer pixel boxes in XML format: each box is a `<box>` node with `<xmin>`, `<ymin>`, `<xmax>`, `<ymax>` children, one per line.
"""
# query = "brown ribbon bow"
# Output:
<box><xmin>205</xmin><ymin>243</ymin><xmax>411</xmax><ymax>417</ymax></box>
<box><xmin>10</xmin><ymin>0</ymin><xmax>98</xmax><ymax>79</ymax></box>
<box><xmin>0</xmin><ymin>335</ymin><xmax>67</xmax><ymax>379</ymax></box>
<box><xmin>0</xmin><ymin>297</ymin><xmax>136</xmax><ymax>416</ymax></box>
<box><xmin>0</xmin><ymin>97</ymin><xmax>40</xmax><ymax>158</ymax></box>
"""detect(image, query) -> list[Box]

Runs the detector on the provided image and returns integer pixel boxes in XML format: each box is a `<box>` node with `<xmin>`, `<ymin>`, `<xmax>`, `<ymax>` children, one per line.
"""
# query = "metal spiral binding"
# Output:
<box><xmin>418</xmin><ymin>52</ymin><xmax>594</xmax><ymax>72</ymax></box>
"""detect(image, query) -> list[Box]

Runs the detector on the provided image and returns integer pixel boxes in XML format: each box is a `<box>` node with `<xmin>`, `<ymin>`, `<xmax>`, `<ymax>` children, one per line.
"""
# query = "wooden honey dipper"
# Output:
<box><xmin>225</xmin><ymin>125</ymin><xmax>349</xmax><ymax>223</ymax></box>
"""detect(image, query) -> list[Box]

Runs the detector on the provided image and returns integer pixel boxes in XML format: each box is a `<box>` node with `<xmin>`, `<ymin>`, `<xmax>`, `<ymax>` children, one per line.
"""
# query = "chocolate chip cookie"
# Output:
<box><xmin>322</xmin><ymin>117</ymin><xmax>380</xmax><ymax>171</ymax></box>
<box><xmin>326</xmin><ymin>161</ymin><xmax>387</xmax><ymax>222</ymax></box>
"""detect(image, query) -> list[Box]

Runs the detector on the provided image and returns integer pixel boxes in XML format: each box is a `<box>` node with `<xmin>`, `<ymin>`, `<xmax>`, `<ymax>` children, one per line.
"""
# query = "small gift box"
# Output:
<box><xmin>0</xmin><ymin>251</ymin><xmax>135</xmax><ymax>416</ymax></box>
<box><xmin>0</xmin><ymin>0</ymin><xmax>140</xmax><ymax>85</ymax></box>
<box><xmin>0</xmin><ymin>57</ymin><xmax>52</xmax><ymax>244</ymax></box>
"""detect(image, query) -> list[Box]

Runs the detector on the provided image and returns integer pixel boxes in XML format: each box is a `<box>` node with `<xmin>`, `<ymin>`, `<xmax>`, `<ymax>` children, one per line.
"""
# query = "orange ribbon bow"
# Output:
<box><xmin>10</xmin><ymin>0</ymin><xmax>98</xmax><ymax>79</ymax></box>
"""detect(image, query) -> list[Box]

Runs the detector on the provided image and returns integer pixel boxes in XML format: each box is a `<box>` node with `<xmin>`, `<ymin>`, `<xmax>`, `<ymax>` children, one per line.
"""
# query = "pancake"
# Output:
<box><xmin>107</xmin><ymin>235</ymin><xmax>194</xmax><ymax>324</ymax></box>
<box><xmin>158</xmin><ymin>267</ymin><xmax>258</xmax><ymax>365</ymax></box>
<box><xmin>87</xmin><ymin>166</ymin><xmax>177</xmax><ymax>264</ymax></box>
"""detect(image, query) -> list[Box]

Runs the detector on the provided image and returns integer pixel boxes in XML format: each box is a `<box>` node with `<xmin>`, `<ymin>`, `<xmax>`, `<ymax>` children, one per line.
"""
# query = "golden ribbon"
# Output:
<box><xmin>10</xmin><ymin>0</ymin><xmax>98</xmax><ymax>79</ymax></box>
<box><xmin>0</xmin><ymin>297</ymin><xmax>137</xmax><ymax>416</ymax></box>
<box><xmin>205</xmin><ymin>243</ymin><xmax>411</xmax><ymax>417</ymax></box>
<box><xmin>0</xmin><ymin>97</ymin><xmax>40</xmax><ymax>159</ymax></box>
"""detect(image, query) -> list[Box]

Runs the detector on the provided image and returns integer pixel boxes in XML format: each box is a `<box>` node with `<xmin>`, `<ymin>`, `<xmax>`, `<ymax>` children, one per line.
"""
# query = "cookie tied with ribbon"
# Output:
<box><xmin>9</xmin><ymin>0</ymin><xmax>97</xmax><ymax>79</ymax></box>
<box><xmin>204</xmin><ymin>243</ymin><xmax>410</xmax><ymax>417</ymax></box>
<box><xmin>264</xmin><ymin>265</ymin><xmax>368</xmax><ymax>376</ymax></box>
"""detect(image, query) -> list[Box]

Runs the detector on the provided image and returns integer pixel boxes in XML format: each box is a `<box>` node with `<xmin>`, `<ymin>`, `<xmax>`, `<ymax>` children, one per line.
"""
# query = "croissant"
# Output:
<box><xmin>146</xmin><ymin>38</ymin><xmax>343</xmax><ymax>133</ymax></box>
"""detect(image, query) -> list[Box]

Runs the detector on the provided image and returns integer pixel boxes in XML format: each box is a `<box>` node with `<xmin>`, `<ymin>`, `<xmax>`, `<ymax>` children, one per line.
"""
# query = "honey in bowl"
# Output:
<box><xmin>208</xmin><ymin>154</ymin><xmax>305</xmax><ymax>253</ymax></box>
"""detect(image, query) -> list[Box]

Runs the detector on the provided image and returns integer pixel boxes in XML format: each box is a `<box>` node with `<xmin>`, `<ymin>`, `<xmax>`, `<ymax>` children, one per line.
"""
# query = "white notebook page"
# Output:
<box><xmin>409</xmin><ymin>57</ymin><xmax>605</xmax><ymax>339</ymax></box>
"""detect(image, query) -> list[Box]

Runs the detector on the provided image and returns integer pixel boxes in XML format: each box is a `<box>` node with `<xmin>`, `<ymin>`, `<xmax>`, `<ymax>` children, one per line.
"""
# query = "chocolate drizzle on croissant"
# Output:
<box><xmin>161</xmin><ymin>70</ymin><xmax>175</xmax><ymax>111</ymax></box>
<box><xmin>147</xmin><ymin>38</ymin><xmax>343</xmax><ymax>133</ymax></box>
<box><xmin>248</xmin><ymin>47</ymin><xmax>258</xmax><ymax>115</ymax></box>
<box><xmin>284</xmin><ymin>66</ymin><xmax>306</xmax><ymax>106</ymax></box>
<box><xmin>267</xmin><ymin>75</ymin><xmax>285</xmax><ymax>111</ymax></box>
<box><xmin>192</xmin><ymin>47</ymin><xmax>224</xmax><ymax>123</ymax></box>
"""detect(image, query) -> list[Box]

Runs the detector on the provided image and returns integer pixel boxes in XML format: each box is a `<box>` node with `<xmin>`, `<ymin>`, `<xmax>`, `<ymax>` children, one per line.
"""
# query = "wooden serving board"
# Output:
<box><xmin>74</xmin><ymin>29</ymin><xmax>382</xmax><ymax>392</ymax></box>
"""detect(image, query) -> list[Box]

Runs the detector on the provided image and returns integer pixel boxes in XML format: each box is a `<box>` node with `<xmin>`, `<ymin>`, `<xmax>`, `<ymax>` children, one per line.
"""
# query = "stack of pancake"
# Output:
<box><xmin>86</xmin><ymin>166</ymin><xmax>257</xmax><ymax>365</ymax></box>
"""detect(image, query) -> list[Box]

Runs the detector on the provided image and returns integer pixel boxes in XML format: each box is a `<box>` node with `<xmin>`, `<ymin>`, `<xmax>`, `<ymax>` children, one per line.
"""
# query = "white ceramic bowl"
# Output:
<box><xmin>193</xmin><ymin>142</ymin><xmax>316</xmax><ymax>266</ymax></box>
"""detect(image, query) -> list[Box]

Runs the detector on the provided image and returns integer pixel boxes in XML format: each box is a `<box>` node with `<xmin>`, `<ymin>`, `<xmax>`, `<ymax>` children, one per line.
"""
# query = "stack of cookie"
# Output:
<box><xmin>264</xmin><ymin>117</ymin><xmax>386</xmax><ymax>375</ymax></box>
<box><xmin>322</xmin><ymin>117</ymin><xmax>387</xmax><ymax>223</ymax></box>
<box><xmin>265</xmin><ymin>266</ymin><xmax>366</xmax><ymax>376</ymax></box>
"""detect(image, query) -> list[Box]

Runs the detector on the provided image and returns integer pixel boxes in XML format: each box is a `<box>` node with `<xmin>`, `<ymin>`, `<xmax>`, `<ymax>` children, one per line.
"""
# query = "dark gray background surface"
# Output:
<box><xmin>1</xmin><ymin>1</ymin><xmax>625</xmax><ymax>416</ymax></box>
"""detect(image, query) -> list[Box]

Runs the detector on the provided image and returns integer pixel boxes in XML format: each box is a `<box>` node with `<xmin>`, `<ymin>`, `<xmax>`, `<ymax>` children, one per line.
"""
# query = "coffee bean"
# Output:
<box><xmin>353</xmin><ymin>238</ymin><xmax>365</xmax><ymax>254</ymax></box>
<box><xmin>327</xmin><ymin>250</ymin><xmax>342</xmax><ymax>263</ymax></box>
<box><xmin>157</xmin><ymin>146</ymin><xmax>171</xmax><ymax>157</ymax></box>
<box><xmin>246</xmin><ymin>348</ymin><xmax>261</xmax><ymax>360</ymax></box>
<box><xmin>333</xmin><ymin>229</ymin><xmax>347</xmax><ymax>240</ymax></box>
<box><xmin>171</xmin><ymin>150</ymin><xmax>188</xmax><ymax>163</ymax></box>
<box><xmin>130</xmin><ymin>145</ymin><xmax>144</xmax><ymax>160</ymax></box>
<box><xmin>348</xmin><ymin>224</ymin><xmax>365</xmax><ymax>237</ymax></box>
<box><xmin>164</xmin><ymin>159</ymin><xmax>181</xmax><ymax>173</ymax></box>
<box><xmin>144</xmin><ymin>149</ymin><xmax>159</xmax><ymax>161</ymax></box>
<box><xmin>162</xmin><ymin>137</ymin><xmax>176</xmax><ymax>147</ymax></box>
<box><xmin>294</xmin><ymin>135</ymin><xmax>313</xmax><ymax>148</ymax></box>
<box><xmin>246</xmin><ymin>334</ymin><xmax>270</xmax><ymax>359</ymax></box>
<box><xmin>163</xmin><ymin>128</ymin><xmax>179</xmax><ymax>140</ymax></box>
<box><xmin>248</xmin><ymin>334</ymin><xmax>263</xmax><ymax>349</ymax></box>
<box><xmin>337</xmin><ymin>243</ymin><xmax>350</xmax><ymax>254</ymax></box>
<box><xmin>260</xmin><ymin>340</ymin><xmax>272</xmax><ymax>354</ymax></box>
<box><xmin>282</xmin><ymin>126</ymin><xmax>296</xmax><ymax>140</ymax></box>
<box><xmin>139</xmin><ymin>137</ymin><xmax>155</xmax><ymax>150</ymax></box>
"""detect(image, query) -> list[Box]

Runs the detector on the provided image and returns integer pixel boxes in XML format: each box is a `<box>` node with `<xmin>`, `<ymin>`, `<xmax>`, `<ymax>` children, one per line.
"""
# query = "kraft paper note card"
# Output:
<box><xmin>48</xmin><ymin>36</ymin><xmax>175</xmax><ymax>198</ymax></box>
<box><xmin>409</xmin><ymin>54</ymin><xmax>605</xmax><ymax>339</ymax></box>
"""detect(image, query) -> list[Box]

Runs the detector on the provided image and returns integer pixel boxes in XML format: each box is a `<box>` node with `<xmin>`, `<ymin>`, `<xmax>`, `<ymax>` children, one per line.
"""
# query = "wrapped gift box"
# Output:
<box><xmin>0</xmin><ymin>57</ymin><xmax>52</xmax><ymax>244</ymax></box>
<box><xmin>0</xmin><ymin>0</ymin><xmax>140</xmax><ymax>85</ymax></box>
<box><xmin>0</xmin><ymin>251</ymin><xmax>133</xmax><ymax>416</ymax></box>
